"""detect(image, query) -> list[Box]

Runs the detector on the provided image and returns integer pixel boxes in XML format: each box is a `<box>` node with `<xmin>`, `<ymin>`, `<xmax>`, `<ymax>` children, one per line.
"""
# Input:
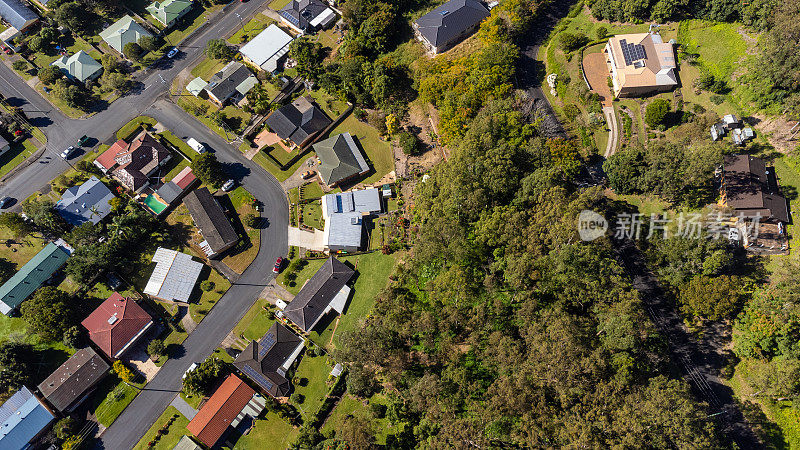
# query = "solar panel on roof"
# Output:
<box><xmin>619</xmin><ymin>39</ymin><xmax>647</xmax><ymax>66</ymax></box>
<box><xmin>258</xmin><ymin>332</ymin><xmax>276</xmax><ymax>359</ymax></box>
<box><xmin>241</xmin><ymin>365</ymin><xmax>274</xmax><ymax>392</ymax></box>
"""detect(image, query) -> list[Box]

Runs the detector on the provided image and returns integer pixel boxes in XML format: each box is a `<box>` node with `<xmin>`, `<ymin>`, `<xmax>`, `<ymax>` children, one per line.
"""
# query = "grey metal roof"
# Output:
<box><xmin>37</xmin><ymin>347</ymin><xmax>109</xmax><ymax>413</ymax></box>
<box><xmin>205</xmin><ymin>61</ymin><xmax>254</xmax><ymax>103</ymax></box>
<box><xmin>156</xmin><ymin>181</ymin><xmax>183</xmax><ymax>205</ymax></box>
<box><xmin>283</xmin><ymin>257</ymin><xmax>354</xmax><ymax>332</ymax></box>
<box><xmin>55</xmin><ymin>176</ymin><xmax>115</xmax><ymax>226</ymax></box>
<box><xmin>313</xmin><ymin>133</ymin><xmax>369</xmax><ymax>186</ymax></box>
<box><xmin>0</xmin><ymin>0</ymin><xmax>38</xmax><ymax>31</ymax></box>
<box><xmin>326</xmin><ymin>212</ymin><xmax>363</xmax><ymax>249</ymax></box>
<box><xmin>279</xmin><ymin>0</ymin><xmax>329</xmax><ymax>31</ymax></box>
<box><xmin>415</xmin><ymin>0</ymin><xmax>489</xmax><ymax>49</ymax></box>
<box><xmin>0</xmin><ymin>386</ymin><xmax>55</xmax><ymax>449</ymax></box>
<box><xmin>239</xmin><ymin>24</ymin><xmax>293</xmax><ymax>72</ymax></box>
<box><xmin>143</xmin><ymin>248</ymin><xmax>203</xmax><ymax>302</ymax></box>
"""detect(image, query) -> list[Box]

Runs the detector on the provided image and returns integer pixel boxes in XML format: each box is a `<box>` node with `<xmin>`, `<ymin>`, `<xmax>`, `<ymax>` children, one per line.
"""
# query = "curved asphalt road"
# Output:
<box><xmin>0</xmin><ymin>1</ymin><xmax>289</xmax><ymax>448</ymax></box>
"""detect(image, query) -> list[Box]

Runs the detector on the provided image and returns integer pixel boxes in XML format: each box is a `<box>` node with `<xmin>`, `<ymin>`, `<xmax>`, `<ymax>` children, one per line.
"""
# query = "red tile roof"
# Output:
<box><xmin>186</xmin><ymin>374</ymin><xmax>255</xmax><ymax>447</ymax></box>
<box><xmin>172</xmin><ymin>166</ymin><xmax>197</xmax><ymax>190</ymax></box>
<box><xmin>81</xmin><ymin>292</ymin><xmax>153</xmax><ymax>359</ymax></box>
<box><xmin>95</xmin><ymin>140</ymin><xmax>127</xmax><ymax>170</ymax></box>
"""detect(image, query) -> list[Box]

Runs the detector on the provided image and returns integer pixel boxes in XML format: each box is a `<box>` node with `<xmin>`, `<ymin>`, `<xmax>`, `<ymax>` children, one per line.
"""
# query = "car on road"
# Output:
<box><xmin>273</xmin><ymin>257</ymin><xmax>283</xmax><ymax>274</ymax></box>
<box><xmin>186</xmin><ymin>137</ymin><xmax>206</xmax><ymax>154</ymax></box>
<box><xmin>301</xmin><ymin>170</ymin><xmax>316</xmax><ymax>179</ymax></box>
<box><xmin>0</xmin><ymin>197</ymin><xmax>11</xmax><ymax>209</ymax></box>
<box><xmin>166</xmin><ymin>47</ymin><xmax>179</xmax><ymax>59</ymax></box>
<box><xmin>60</xmin><ymin>146</ymin><xmax>76</xmax><ymax>159</ymax></box>
<box><xmin>77</xmin><ymin>135</ymin><xmax>90</xmax><ymax>146</ymax></box>
<box><xmin>221</xmin><ymin>179</ymin><xmax>235</xmax><ymax>192</ymax></box>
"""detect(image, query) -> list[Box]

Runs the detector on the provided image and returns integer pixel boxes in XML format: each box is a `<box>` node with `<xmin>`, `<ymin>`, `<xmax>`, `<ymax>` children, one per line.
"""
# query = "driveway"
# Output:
<box><xmin>582</xmin><ymin>51</ymin><xmax>614</xmax><ymax>106</ymax></box>
<box><xmin>124</xmin><ymin>346</ymin><xmax>160</xmax><ymax>382</ymax></box>
<box><xmin>287</xmin><ymin>226</ymin><xmax>325</xmax><ymax>251</ymax></box>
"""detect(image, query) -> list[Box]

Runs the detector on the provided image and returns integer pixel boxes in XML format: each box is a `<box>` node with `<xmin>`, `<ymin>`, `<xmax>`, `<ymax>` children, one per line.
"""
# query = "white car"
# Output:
<box><xmin>166</xmin><ymin>47</ymin><xmax>179</xmax><ymax>59</ymax></box>
<box><xmin>186</xmin><ymin>138</ymin><xmax>206</xmax><ymax>154</ymax></box>
<box><xmin>221</xmin><ymin>179</ymin><xmax>235</xmax><ymax>192</ymax></box>
<box><xmin>60</xmin><ymin>146</ymin><xmax>76</xmax><ymax>159</ymax></box>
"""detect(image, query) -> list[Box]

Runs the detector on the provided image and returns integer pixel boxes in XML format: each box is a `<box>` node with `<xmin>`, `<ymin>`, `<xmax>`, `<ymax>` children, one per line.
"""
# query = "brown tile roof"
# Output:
<box><xmin>81</xmin><ymin>292</ymin><xmax>153</xmax><ymax>358</ymax></box>
<box><xmin>183</xmin><ymin>188</ymin><xmax>238</xmax><ymax>255</ymax></box>
<box><xmin>723</xmin><ymin>154</ymin><xmax>789</xmax><ymax>222</ymax></box>
<box><xmin>37</xmin><ymin>347</ymin><xmax>109</xmax><ymax>413</ymax></box>
<box><xmin>95</xmin><ymin>140</ymin><xmax>127</xmax><ymax>170</ymax></box>
<box><xmin>186</xmin><ymin>374</ymin><xmax>255</xmax><ymax>447</ymax></box>
<box><xmin>112</xmin><ymin>131</ymin><xmax>170</xmax><ymax>191</ymax></box>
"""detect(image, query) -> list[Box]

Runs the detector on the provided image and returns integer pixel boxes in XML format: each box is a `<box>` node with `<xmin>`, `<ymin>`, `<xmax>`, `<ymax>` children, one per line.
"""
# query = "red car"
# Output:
<box><xmin>2</xmin><ymin>46</ymin><xmax>12</xmax><ymax>55</ymax></box>
<box><xmin>273</xmin><ymin>257</ymin><xmax>283</xmax><ymax>274</ymax></box>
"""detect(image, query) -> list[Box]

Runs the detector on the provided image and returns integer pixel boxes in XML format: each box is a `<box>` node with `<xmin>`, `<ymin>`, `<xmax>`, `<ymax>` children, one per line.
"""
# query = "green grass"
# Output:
<box><xmin>132</xmin><ymin>406</ymin><xmax>190</xmax><ymax>450</ymax></box>
<box><xmin>117</xmin><ymin>116</ymin><xmax>158</xmax><ymax>140</ymax></box>
<box><xmin>263</xmin><ymin>144</ymin><xmax>302</xmax><ymax>166</ymax></box>
<box><xmin>321</xmin><ymin>393</ymin><xmax>394</xmax><ymax>445</ymax></box>
<box><xmin>232</xmin><ymin>297</ymin><xmax>275</xmax><ymax>341</ymax></box>
<box><xmin>251</xmin><ymin>148</ymin><xmax>311</xmax><ymax>182</ymax></box>
<box><xmin>291</xmin><ymin>353</ymin><xmax>332</xmax><ymax>419</ymax></box>
<box><xmin>228</xmin><ymin>411</ymin><xmax>298</xmax><ymax>449</ymax></box>
<box><xmin>227</xmin><ymin>14</ymin><xmax>275</xmax><ymax>45</ymax></box>
<box><xmin>0</xmin><ymin>140</ymin><xmax>37</xmax><ymax>178</ymax></box>
<box><xmin>328</xmin><ymin>114</ymin><xmax>394</xmax><ymax>185</ymax></box>
<box><xmin>300</xmin><ymin>182</ymin><xmax>323</xmax><ymax>200</ymax></box>
<box><xmin>269</xmin><ymin>0</ymin><xmax>292</xmax><ymax>10</ymax></box>
<box><xmin>278</xmin><ymin>258</ymin><xmax>326</xmax><ymax>295</ymax></box>
<box><xmin>679</xmin><ymin>21</ymin><xmax>747</xmax><ymax>80</ymax></box>
<box><xmin>92</xmin><ymin>379</ymin><xmax>141</xmax><ymax>427</ymax></box>
<box><xmin>190</xmin><ymin>58</ymin><xmax>225</xmax><ymax>79</ymax></box>
<box><xmin>302</xmin><ymin>200</ymin><xmax>323</xmax><ymax>230</ymax></box>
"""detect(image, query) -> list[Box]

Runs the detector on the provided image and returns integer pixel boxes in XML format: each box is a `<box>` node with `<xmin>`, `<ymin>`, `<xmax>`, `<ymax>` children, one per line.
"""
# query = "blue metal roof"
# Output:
<box><xmin>0</xmin><ymin>0</ymin><xmax>38</xmax><ymax>31</ymax></box>
<box><xmin>0</xmin><ymin>387</ymin><xmax>55</xmax><ymax>450</ymax></box>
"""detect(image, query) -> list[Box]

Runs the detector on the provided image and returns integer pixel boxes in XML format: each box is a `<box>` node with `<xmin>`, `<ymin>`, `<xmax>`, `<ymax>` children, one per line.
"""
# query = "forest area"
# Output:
<box><xmin>298</xmin><ymin>0</ymin><xmax>800</xmax><ymax>448</ymax></box>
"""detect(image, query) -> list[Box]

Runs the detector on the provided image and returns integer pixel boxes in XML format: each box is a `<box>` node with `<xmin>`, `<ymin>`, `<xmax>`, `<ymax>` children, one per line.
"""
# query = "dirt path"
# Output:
<box><xmin>614</xmin><ymin>239</ymin><xmax>761</xmax><ymax>448</ymax></box>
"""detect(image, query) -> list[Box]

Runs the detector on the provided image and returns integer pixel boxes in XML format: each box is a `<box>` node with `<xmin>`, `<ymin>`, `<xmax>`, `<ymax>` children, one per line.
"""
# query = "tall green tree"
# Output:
<box><xmin>20</xmin><ymin>287</ymin><xmax>76</xmax><ymax>342</ymax></box>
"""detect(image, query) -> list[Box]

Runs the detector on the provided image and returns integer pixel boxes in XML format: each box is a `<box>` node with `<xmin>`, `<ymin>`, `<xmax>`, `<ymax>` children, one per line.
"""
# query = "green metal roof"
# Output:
<box><xmin>146</xmin><ymin>0</ymin><xmax>193</xmax><ymax>27</ymax></box>
<box><xmin>99</xmin><ymin>15</ymin><xmax>151</xmax><ymax>54</ymax></box>
<box><xmin>0</xmin><ymin>243</ymin><xmax>69</xmax><ymax>315</ymax></box>
<box><xmin>51</xmin><ymin>51</ymin><xmax>103</xmax><ymax>83</ymax></box>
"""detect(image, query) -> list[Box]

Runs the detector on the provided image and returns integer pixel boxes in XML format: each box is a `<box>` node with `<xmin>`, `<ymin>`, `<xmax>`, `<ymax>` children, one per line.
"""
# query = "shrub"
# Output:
<box><xmin>12</xmin><ymin>60</ymin><xmax>27</xmax><ymax>71</ymax></box>
<box><xmin>113</xmin><ymin>360</ymin><xmax>134</xmax><ymax>383</ymax></box>
<box><xmin>710</xmin><ymin>94</ymin><xmax>725</xmax><ymax>105</ymax></box>
<box><xmin>370</xmin><ymin>403</ymin><xmax>387</xmax><ymax>418</ymax></box>
<box><xmin>243</xmin><ymin>214</ymin><xmax>259</xmax><ymax>228</ymax></box>
<box><xmin>291</xmin><ymin>393</ymin><xmax>305</xmax><ymax>404</ymax></box>
<box><xmin>398</xmin><ymin>131</ymin><xmax>421</xmax><ymax>155</ymax></box>
<box><xmin>644</xmin><ymin>98</ymin><xmax>671</xmax><ymax>128</ymax></box>
<box><xmin>563</xmin><ymin>104</ymin><xmax>581</xmax><ymax>121</ymax></box>
<box><xmin>559</xmin><ymin>32</ymin><xmax>589</xmax><ymax>52</ymax></box>
<box><xmin>147</xmin><ymin>339</ymin><xmax>166</xmax><ymax>357</ymax></box>
<box><xmin>595</xmin><ymin>26</ymin><xmax>608</xmax><ymax>40</ymax></box>
<box><xmin>200</xmin><ymin>280</ymin><xmax>215</xmax><ymax>292</ymax></box>
<box><xmin>123</xmin><ymin>42</ymin><xmax>142</xmax><ymax>61</ymax></box>
<box><xmin>38</xmin><ymin>66</ymin><xmax>62</xmax><ymax>85</ymax></box>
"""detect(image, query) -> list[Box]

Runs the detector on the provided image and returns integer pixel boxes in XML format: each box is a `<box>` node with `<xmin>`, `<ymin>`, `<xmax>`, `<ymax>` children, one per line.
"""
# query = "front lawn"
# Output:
<box><xmin>221</xmin><ymin>187</ymin><xmax>262</xmax><ymax>274</ymax></box>
<box><xmin>92</xmin><ymin>377</ymin><xmax>142</xmax><ymax>427</ymax></box>
<box><xmin>228</xmin><ymin>411</ymin><xmax>298</xmax><ymax>449</ymax></box>
<box><xmin>227</xmin><ymin>14</ymin><xmax>275</xmax><ymax>45</ymax></box>
<box><xmin>117</xmin><ymin>116</ymin><xmax>158</xmax><ymax>140</ymax></box>
<box><xmin>132</xmin><ymin>406</ymin><xmax>190</xmax><ymax>450</ymax></box>
<box><xmin>0</xmin><ymin>139</ymin><xmax>37</xmax><ymax>178</ymax></box>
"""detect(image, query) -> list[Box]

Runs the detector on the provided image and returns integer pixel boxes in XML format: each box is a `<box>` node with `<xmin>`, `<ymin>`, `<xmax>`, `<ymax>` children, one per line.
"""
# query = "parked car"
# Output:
<box><xmin>1</xmin><ymin>46</ymin><xmax>12</xmax><ymax>55</ymax></box>
<box><xmin>0</xmin><ymin>197</ymin><xmax>11</xmax><ymax>209</ymax></box>
<box><xmin>77</xmin><ymin>135</ymin><xmax>90</xmax><ymax>146</ymax></box>
<box><xmin>221</xmin><ymin>179</ymin><xmax>235</xmax><ymax>192</ymax></box>
<box><xmin>60</xmin><ymin>146</ymin><xmax>76</xmax><ymax>159</ymax></box>
<box><xmin>166</xmin><ymin>47</ymin><xmax>179</xmax><ymax>59</ymax></box>
<box><xmin>182</xmin><ymin>363</ymin><xmax>198</xmax><ymax>379</ymax></box>
<box><xmin>301</xmin><ymin>170</ymin><xmax>316</xmax><ymax>179</ymax></box>
<box><xmin>186</xmin><ymin>138</ymin><xmax>206</xmax><ymax>154</ymax></box>
<box><xmin>273</xmin><ymin>257</ymin><xmax>283</xmax><ymax>274</ymax></box>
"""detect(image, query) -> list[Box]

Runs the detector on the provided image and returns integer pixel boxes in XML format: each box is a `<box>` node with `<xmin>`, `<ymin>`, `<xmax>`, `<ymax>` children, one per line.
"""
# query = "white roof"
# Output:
<box><xmin>239</xmin><ymin>24</ymin><xmax>293</xmax><ymax>72</ymax></box>
<box><xmin>143</xmin><ymin>248</ymin><xmax>203</xmax><ymax>302</ymax></box>
<box><xmin>309</xmin><ymin>7</ymin><xmax>335</xmax><ymax>28</ymax></box>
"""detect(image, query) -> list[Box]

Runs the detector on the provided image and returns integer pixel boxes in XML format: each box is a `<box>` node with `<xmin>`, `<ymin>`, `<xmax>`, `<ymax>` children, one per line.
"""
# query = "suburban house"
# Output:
<box><xmin>321</xmin><ymin>188</ymin><xmax>382</xmax><ymax>252</ymax></box>
<box><xmin>720</xmin><ymin>154</ymin><xmax>789</xmax><ymax>224</ymax></box>
<box><xmin>81</xmin><ymin>292</ymin><xmax>154</xmax><ymax>359</ymax></box>
<box><xmin>0</xmin><ymin>135</ymin><xmax>10</xmax><ymax>156</ymax></box>
<box><xmin>0</xmin><ymin>387</ymin><xmax>55</xmax><ymax>449</ymax></box>
<box><xmin>55</xmin><ymin>176</ymin><xmax>115</xmax><ymax>226</ymax></box>
<box><xmin>146</xmin><ymin>0</ymin><xmax>194</xmax><ymax>28</ymax></box>
<box><xmin>233</xmin><ymin>322</ymin><xmax>304</xmax><ymax>398</ymax></box>
<box><xmin>414</xmin><ymin>0</ymin><xmax>490</xmax><ymax>55</ymax></box>
<box><xmin>51</xmin><ymin>51</ymin><xmax>103</xmax><ymax>83</ymax></box>
<box><xmin>283</xmin><ymin>256</ymin><xmax>354</xmax><ymax>333</ymax></box>
<box><xmin>239</xmin><ymin>24</ymin><xmax>293</xmax><ymax>73</ymax></box>
<box><xmin>278</xmin><ymin>0</ymin><xmax>336</xmax><ymax>34</ymax></box>
<box><xmin>143</xmin><ymin>247</ymin><xmax>203</xmax><ymax>303</ymax></box>
<box><xmin>186</xmin><ymin>374</ymin><xmax>266</xmax><ymax>448</ymax></box>
<box><xmin>604</xmin><ymin>31</ymin><xmax>678</xmax><ymax>98</ymax></box>
<box><xmin>0</xmin><ymin>0</ymin><xmax>39</xmax><ymax>33</ymax></box>
<box><xmin>95</xmin><ymin>131</ymin><xmax>172</xmax><ymax>192</ymax></box>
<box><xmin>265</xmin><ymin>96</ymin><xmax>332</xmax><ymax>148</ymax></box>
<box><xmin>0</xmin><ymin>242</ymin><xmax>70</xmax><ymax>316</ymax></box>
<box><xmin>313</xmin><ymin>132</ymin><xmax>370</xmax><ymax>187</ymax></box>
<box><xmin>31</xmin><ymin>0</ymin><xmax>51</xmax><ymax>10</ymax></box>
<box><xmin>154</xmin><ymin>166</ymin><xmax>197</xmax><ymax>206</ymax></box>
<box><xmin>204</xmin><ymin>61</ymin><xmax>257</xmax><ymax>106</ymax></box>
<box><xmin>183</xmin><ymin>187</ymin><xmax>239</xmax><ymax>258</ymax></box>
<box><xmin>99</xmin><ymin>15</ymin><xmax>152</xmax><ymax>54</ymax></box>
<box><xmin>37</xmin><ymin>347</ymin><xmax>110</xmax><ymax>413</ymax></box>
